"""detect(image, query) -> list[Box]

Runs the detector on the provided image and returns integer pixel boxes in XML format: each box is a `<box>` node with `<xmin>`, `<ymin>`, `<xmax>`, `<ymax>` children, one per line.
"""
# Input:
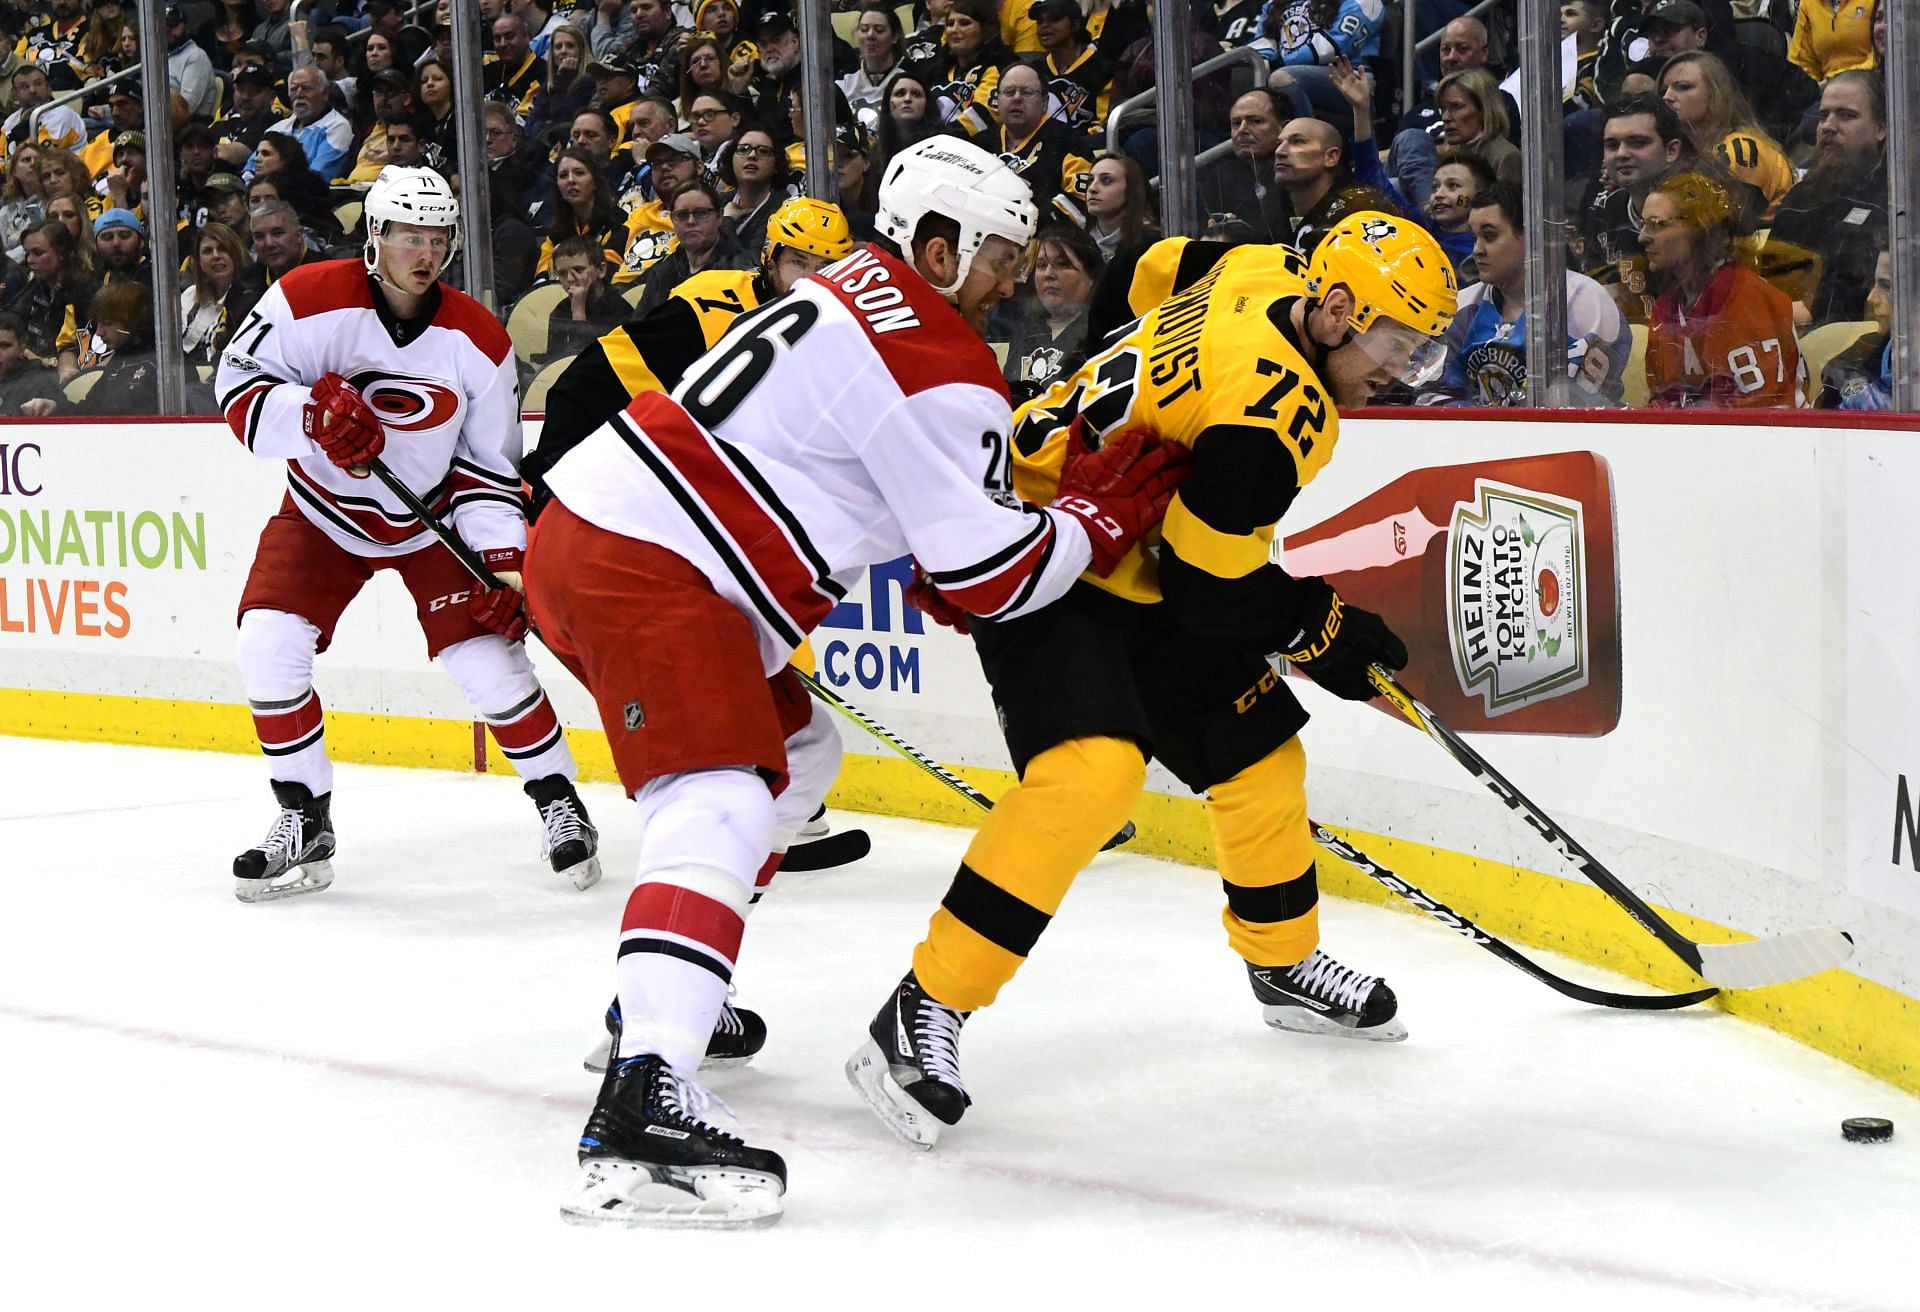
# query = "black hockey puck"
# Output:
<box><xmin>1841</xmin><ymin>1117</ymin><xmax>1893</xmax><ymax>1144</ymax></box>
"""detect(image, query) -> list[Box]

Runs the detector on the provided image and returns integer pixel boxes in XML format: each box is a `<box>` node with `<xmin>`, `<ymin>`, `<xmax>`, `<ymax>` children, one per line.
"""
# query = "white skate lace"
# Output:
<box><xmin>911</xmin><ymin>998</ymin><xmax>968</xmax><ymax>1096</ymax></box>
<box><xmin>1285</xmin><ymin>949</ymin><xmax>1379</xmax><ymax>1011</ymax></box>
<box><xmin>253</xmin><ymin>807</ymin><xmax>305</xmax><ymax>870</ymax></box>
<box><xmin>657</xmin><ymin>1068</ymin><xmax>742</xmax><ymax>1138</ymax></box>
<box><xmin>715</xmin><ymin>1003</ymin><xmax>744</xmax><ymax>1036</ymax></box>
<box><xmin>537</xmin><ymin>796</ymin><xmax>587</xmax><ymax>859</ymax></box>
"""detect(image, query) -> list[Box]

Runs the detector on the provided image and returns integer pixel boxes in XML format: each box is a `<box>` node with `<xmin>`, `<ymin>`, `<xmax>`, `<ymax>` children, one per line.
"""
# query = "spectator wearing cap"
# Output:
<box><xmin>3</xmin><ymin>64</ymin><xmax>85</xmax><ymax>157</ymax></box>
<box><xmin>839</xmin><ymin>1</ymin><xmax>906</xmax><ymax>118</ymax></box>
<box><xmin>694</xmin><ymin>0</ymin><xmax>749</xmax><ymax>64</ymax></box>
<box><xmin>721</xmin><ymin>124</ymin><xmax>792</xmax><ymax>256</ymax></box>
<box><xmin>252</xmin><ymin>65</ymin><xmax>353</xmax><ymax>182</ymax></box>
<box><xmin>917</xmin><ymin>0</ymin><xmax>1016</xmax><ymax>135</ymax></box>
<box><xmin>614</xmin><ymin>132</ymin><xmax>699</xmax><ymax>284</ymax></box>
<box><xmin>1027</xmin><ymin>0</ymin><xmax>1113</xmax><ymax>134</ymax></box>
<box><xmin>217</xmin><ymin>65</ymin><xmax>286</xmax><ymax>167</ymax></box>
<box><xmin>101</xmin><ymin>133</ymin><xmax>146</xmax><ymax>218</ymax></box>
<box><xmin>165</xmin><ymin>4</ymin><xmax>217</xmax><ymax>119</ymax></box>
<box><xmin>587</xmin><ymin>53</ymin><xmax>642</xmax><ymax>147</ymax></box>
<box><xmin>1003</xmin><ymin>222</ymin><xmax>1103</xmax><ymax>401</ymax></box>
<box><xmin>634</xmin><ymin>177</ymin><xmax>752</xmax><ymax>313</ymax></box>
<box><xmin>536</xmin><ymin>145</ymin><xmax>629</xmax><ymax>275</ymax></box>
<box><xmin>175</xmin><ymin>123</ymin><xmax>220</xmax><ymax>228</ymax></box>
<box><xmin>1762</xmin><ymin>69</ymin><xmax>1889</xmax><ymax>330</ymax></box>
<box><xmin>251</xmin><ymin>0</ymin><xmax>295</xmax><ymax>73</ymax></box>
<box><xmin>529</xmin><ymin>22</ymin><xmax>596</xmax><ymax>140</ymax></box>
<box><xmin>202</xmin><ymin>172</ymin><xmax>252</xmax><ymax>238</ymax></box>
<box><xmin>833</xmin><ymin>121</ymin><xmax>878</xmax><ymax>238</ymax></box>
<box><xmin>487</xmin><ymin>10</ymin><xmax>546</xmax><ymax>121</ymax></box>
<box><xmin>344</xmin><ymin>69</ymin><xmax>416</xmax><ymax>185</ymax></box>
<box><xmin>1258</xmin><ymin>116</ymin><xmax>1394</xmax><ymax>257</ymax></box>
<box><xmin>612</xmin><ymin>0</ymin><xmax>689</xmax><ymax>99</ymax></box>
<box><xmin>738</xmin><ymin>10</ymin><xmax>856</xmax><ymax>138</ymax></box>
<box><xmin>988</xmin><ymin>62</ymin><xmax>1093</xmax><ymax>223</ymax></box>
<box><xmin>1198</xmin><ymin>87</ymin><xmax>1285</xmax><ymax>240</ymax></box>
<box><xmin>1789</xmin><ymin>0</ymin><xmax>1880</xmax><ymax>85</ymax></box>
<box><xmin>76</xmin><ymin>81</ymin><xmax>143</xmax><ymax>179</ymax></box>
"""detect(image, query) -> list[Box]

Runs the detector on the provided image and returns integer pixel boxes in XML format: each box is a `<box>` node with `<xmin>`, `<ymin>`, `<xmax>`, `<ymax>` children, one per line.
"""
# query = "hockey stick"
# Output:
<box><xmin>1310</xmin><ymin>822</ymin><xmax>1717</xmax><ymax>1009</ymax></box>
<box><xmin>796</xmin><ymin>669</ymin><xmax>1136</xmax><ymax>851</ymax></box>
<box><xmin>1362</xmin><ymin>665</ymin><xmax>1853</xmax><ymax>990</ymax></box>
<box><xmin>371</xmin><ymin>461</ymin><xmax>1135</xmax><ymax>850</ymax></box>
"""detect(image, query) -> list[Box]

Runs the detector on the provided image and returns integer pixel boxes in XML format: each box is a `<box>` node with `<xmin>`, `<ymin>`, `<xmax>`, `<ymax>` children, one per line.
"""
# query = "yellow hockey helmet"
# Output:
<box><xmin>1307</xmin><ymin>211</ymin><xmax>1458</xmax><ymax>338</ymax></box>
<box><xmin>763</xmin><ymin>197</ymin><xmax>854</xmax><ymax>267</ymax></box>
<box><xmin>1306</xmin><ymin>211</ymin><xmax>1458</xmax><ymax>388</ymax></box>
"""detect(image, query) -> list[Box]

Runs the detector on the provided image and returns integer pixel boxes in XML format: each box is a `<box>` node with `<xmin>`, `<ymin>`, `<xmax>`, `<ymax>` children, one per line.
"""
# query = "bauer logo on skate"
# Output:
<box><xmin>345</xmin><ymin>371</ymin><xmax>462</xmax><ymax>432</ymax></box>
<box><xmin>1447</xmin><ymin>481</ymin><xmax>1589</xmax><ymax>716</ymax></box>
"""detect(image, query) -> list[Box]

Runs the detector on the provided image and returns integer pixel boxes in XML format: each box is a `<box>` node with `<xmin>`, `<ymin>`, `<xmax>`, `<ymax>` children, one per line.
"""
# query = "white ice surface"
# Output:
<box><xmin>2</xmin><ymin>738</ymin><xmax>1915</xmax><ymax>1311</ymax></box>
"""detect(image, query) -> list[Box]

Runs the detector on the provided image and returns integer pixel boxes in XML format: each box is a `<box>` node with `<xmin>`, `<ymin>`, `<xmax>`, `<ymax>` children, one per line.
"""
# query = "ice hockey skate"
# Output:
<box><xmin>1248</xmin><ymin>949</ymin><xmax>1407</xmax><ymax>1042</ymax></box>
<box><xmin>524</xmin><ymin>774</ymin><xmax>600</xmax><ymax>890</ymax></box>
<box><xmin>561</xmin><ymin>1054</ymin><xmax>786</xmax><ymax>1228</ymax></box>
<box><xmin>583</xmin><ymin>995</ymin><xmax>766</xmax><ymax>1073</ymax></box>
<box><xmin>232</xmin><ymin>781</ymin><xmax>336</xmax><ymax>903</ymax></box>
<box><xmin>846</xmin><ymin>971</ymin><xmax>971</xmax><ymax>1149</ymax></box>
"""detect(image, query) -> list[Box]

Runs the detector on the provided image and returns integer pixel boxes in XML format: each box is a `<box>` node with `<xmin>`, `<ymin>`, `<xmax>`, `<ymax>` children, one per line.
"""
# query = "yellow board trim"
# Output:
<box><xmin>3</xmin><ymin>684</ymin><xmax>1913</xmax><ymax>1096</ymax></box>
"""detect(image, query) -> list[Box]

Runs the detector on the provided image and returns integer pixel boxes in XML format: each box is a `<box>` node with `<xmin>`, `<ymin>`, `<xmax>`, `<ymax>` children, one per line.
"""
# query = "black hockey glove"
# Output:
<box><xmin>1281</xmin><ymin>579</ymin><xmax>1407</xmax><ymax>701</ymax></box>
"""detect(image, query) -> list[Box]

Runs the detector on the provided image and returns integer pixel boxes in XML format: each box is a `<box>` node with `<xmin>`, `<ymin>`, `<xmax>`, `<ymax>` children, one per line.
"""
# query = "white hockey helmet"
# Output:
<box><xmin>363</xmin><ymin>165</ymin><xmax>460</xmax><ymax>276</ymax></box>
<box><xmin>874</xmin><ymin>136</ymin><xmax>1037</xmax><ymax>296</ymax></box>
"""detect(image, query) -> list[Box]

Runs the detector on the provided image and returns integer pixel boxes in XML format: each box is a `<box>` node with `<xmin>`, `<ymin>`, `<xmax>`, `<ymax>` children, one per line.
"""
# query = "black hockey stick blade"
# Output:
<box><xmin>1101</xmin><ymin>821</ymin><xmax>1136</xmax><ymax>851</ymax></box>
<box><xmin>778</xmin><ymin>826</ymin><xmax>873</xmax><ymax>871</ymax></box>
<box><xmin>1363</xmin><ymin>666</ymin><xmax>1855</xmax><ymax>990</ymax></box>
<box><xmin>1311</xmin><ymin>823</ymin><xmax>1718</xmax><ymax>1010</ymax></box>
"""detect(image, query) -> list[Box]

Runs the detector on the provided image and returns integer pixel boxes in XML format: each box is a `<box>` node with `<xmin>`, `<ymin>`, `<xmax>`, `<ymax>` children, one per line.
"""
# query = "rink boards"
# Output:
<box><xmin>0</xmin><ymin>412</ymin><xmax>1916</xmax><ymax>1094</ymax></box>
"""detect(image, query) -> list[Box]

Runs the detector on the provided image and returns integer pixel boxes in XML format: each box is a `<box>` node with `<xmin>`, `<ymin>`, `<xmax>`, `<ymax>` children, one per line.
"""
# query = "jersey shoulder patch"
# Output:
<box><xmin>813</xmin><ymin>244</ymin><xmax>1009</xmax><ymax>402</ymax></box>
<box><xmin>278</xmin><ymin>259</ymin><xmax>374</xmax><ymax>320</ymax></box>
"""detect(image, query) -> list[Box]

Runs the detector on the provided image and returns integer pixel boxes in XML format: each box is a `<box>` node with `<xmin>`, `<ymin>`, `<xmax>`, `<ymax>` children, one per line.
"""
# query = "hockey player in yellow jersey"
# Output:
<box><xmin>848</xmin><ymin>213</ymin><xmax>1458</xmax><ymax>1148</ymax></box>
<box><xmin>526</xmin><ymin>197</ymin><xmax>854</xmax><ymax>500</ymax></box>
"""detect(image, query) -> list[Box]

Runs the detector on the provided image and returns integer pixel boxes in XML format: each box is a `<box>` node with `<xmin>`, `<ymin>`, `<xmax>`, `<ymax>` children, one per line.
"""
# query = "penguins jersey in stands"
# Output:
<box><xmin>1010</xmin><ymin>240</ymin><xmax>1335</xmax><ymax>650</ymax></box>
<box><xmin>540</xmin><ymin>244</ymin><xmax>1095</xmax><ymax>674</ymax></box>
<box><xmin>213</xmin><ymin>260</ymin><xmax>526</xmax><ymax>559</ymax></box>
<box><xmin>1441</xmin><ymin>272</ymin><xmax>1630</xmax><ymax>406</ymax></box>
<box><xmin>1256</xmin><ymin>0</ymin><xmax>1386</xmax><ymax>65</ymax></box>
<box><xmin>526</xmin><ymin>267</ymin><xmax>767</xmax><ymax>501</ymax></box>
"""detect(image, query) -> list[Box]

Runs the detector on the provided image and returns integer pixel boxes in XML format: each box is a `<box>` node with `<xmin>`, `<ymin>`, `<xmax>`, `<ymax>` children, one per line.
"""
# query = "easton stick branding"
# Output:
<box><xmin>1447</xmin><ymin>480</ymin><xmax>1589</xmax><ymax>716</ymax></box>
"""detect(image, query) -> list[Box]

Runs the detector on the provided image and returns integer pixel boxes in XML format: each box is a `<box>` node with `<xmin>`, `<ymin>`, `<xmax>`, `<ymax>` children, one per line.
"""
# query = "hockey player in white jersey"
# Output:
<box><xmin>527</xmin><ymin>136</ymin><xmax>1191</xmax><ymax>1227</ymax></box>
<box><xmin>214</xmin><ymin>166</ymin><xmax>599</xmax><ymax>902</ymax></box>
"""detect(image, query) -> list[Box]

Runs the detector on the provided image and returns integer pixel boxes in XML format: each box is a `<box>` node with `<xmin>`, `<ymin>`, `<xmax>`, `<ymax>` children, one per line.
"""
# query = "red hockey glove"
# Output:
<box><xmin>302</xmin><ymin>373</ymin><xmax>385</xmax><ymax>476</ymax></box>
<box><xmin>906</xmin><ymin>562</ymin><xmax>970</xmax><ymax>635</ymax></box>
<box><xmin>469</xmin><ymin>548</ymin><xmax>529</xmax><ymax>641</ymax></box>
<box><xmin>1050</xmin><ymin>424</ymin><xmax>1193</xmax><ymax>578</ymax></box>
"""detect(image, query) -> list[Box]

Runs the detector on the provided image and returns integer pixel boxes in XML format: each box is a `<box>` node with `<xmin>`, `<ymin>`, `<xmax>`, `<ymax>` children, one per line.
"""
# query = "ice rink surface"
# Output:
<box><xmin>3</xmin><ymin>738</ymin><xmax>1916</xmax><ymax>1311</ymax></box>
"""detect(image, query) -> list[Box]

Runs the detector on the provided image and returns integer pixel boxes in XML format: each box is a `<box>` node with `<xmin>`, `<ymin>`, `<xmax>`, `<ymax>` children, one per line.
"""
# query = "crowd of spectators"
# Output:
<box><xmin>0</xmin><ymin>0</ymin><xmax>1900</xmax><ymax>415</ymax></box>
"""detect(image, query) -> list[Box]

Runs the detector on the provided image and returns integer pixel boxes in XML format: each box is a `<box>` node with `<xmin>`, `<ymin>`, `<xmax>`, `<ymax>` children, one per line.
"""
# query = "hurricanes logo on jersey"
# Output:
<box><xmin>347</xmin><ymin>371</ymin><xmax>462</xmax><ymax>432</ymax></box>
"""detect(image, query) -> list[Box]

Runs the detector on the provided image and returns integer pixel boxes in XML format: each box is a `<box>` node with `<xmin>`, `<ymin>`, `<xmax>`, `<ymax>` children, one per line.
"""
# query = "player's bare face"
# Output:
<box><xmin>771</xmin><ymin>248</ymin><xmax>829</xmax><ymax>294</ymax></box>
<box><xmin>953</xmin><ymin>236</ymin><xmax>1022</xmax><ymax>336</ymax></box>
<box><xmin>378</xmin><ymin>222</ymin><xmax>449</xmax><ymax>298</ymax></box>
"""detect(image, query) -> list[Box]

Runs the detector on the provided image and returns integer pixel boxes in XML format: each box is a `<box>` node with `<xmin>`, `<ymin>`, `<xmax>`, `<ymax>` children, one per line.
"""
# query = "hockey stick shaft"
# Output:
<box><xmin>368</xmin><ymin>458</ymin><xmax>509</xmax><ymax>592</ymax></box>
<box><xmin>797</xmin><ymin>669</ymin><xmax>1135</xmax><ymax>850</ymax></box>
<box><xmin>1310</xmin><ymin>822</ymin><xmax>1717</xmax><ymax>1010</ymax></box>
<box><xmin>1362</xmin><ymin>665</ymin><xmax>1852</xmax><ymax>989</ymax></box>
